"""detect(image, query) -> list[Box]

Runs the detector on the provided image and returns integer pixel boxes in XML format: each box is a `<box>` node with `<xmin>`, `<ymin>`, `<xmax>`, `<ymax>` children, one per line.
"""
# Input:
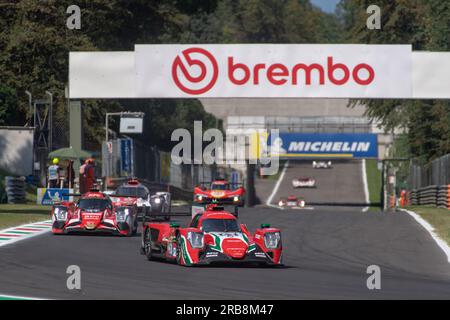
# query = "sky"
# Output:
<box><xmin>311</xmin><ymin>0</ymin><xmax>340</xmax><ymax>13</ymax></box>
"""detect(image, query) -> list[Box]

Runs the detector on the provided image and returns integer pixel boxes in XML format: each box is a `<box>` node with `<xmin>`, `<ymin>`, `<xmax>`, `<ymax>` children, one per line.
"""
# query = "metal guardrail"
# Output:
<box><xmin>408</xmin><ymin>185</ymin><xmax>450</xmax><ymax>208</ymax></box>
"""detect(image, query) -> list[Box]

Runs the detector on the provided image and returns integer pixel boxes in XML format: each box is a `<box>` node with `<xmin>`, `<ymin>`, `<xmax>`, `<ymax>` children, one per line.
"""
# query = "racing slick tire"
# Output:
<box><xmin>175</xmin><ymin>233</ymin><xmax>184</xmax><ymax>266</ymax></box>
<box><xmin>143</xmin><ymin>228</ymin><xmax>154</xmax><ymax>261</ymax></box>
<box><xmin>132</xmin><ymin>217</ymin><xmax>138</xmax><ymax>236</ymax></box>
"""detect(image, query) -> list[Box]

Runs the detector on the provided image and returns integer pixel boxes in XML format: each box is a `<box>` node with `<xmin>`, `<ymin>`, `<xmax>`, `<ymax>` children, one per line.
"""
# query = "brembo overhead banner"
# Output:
<box><xmin>135</xmin><ymin>44</ymin><xmax>412</xmax><ymax>98</ymax></box>
<box><xmin>265</xmin><ymin>133</ymin><xmax>378</xmax><ymax>158</ymax></box>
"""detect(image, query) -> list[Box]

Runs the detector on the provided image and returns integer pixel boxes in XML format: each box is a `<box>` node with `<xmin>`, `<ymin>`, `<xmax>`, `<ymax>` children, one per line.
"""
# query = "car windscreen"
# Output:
<box><xmin>211</xmin><ymin>183</ymin><xmax>229</xmax><ymax>190</ymax></box>
<box><xmin>201</xmin><ymin>219</ymin><xmax>240</xmax><ymax>232</ymax></box>
<box><xmin>78</xmin><ymin>199</ymin><xmax>110</xmax><ymax>211</ymax></box>
<box><xmin>116</xmin><ymin>187</ymin><xmax>148</xmax><ymax>198</ymax></box>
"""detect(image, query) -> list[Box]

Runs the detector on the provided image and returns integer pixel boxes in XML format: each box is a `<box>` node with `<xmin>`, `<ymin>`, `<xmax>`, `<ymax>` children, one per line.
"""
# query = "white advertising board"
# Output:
<box><xmin>120</xmin><ymin>117</ymin><xmax>143</xmax><ymax>133</ymax></box>
<box><xmin>69</xmin><ymin>46</ymin><xmax>450</xmax><ymax>99</ymax></box>
<box><xmin>135</xmin><ymin>44</ymin><xmax>412</xmax><ymax>98</ymax></box>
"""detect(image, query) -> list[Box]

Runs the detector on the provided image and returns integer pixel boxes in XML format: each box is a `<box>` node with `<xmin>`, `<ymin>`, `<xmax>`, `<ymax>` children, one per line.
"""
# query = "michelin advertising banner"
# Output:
<box><xmin>265</xmin><ymin>133</ymin><xmax>378</xmax><ymax>158</ymax></box>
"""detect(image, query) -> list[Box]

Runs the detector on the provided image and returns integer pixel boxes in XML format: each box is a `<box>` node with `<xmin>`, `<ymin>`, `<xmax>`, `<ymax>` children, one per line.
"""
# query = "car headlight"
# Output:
<box><xmin>54</xmin><ymin>207</ymin><xmax>68</xmax><ymax>221</ymax></box>
<box><xmin>154</xmin><ymin>197</ymin><xmax>161</xmax><ymax>204</ymax></box>
<box><xmin>115</xmin><ymin>207</ymin><xmax>130</xmax><ymax>222</ymax></box>
<box><xmin>187</xmin><ymin>231</ymin><xmax>204</xmax><ymax>249</ymax></box>
<box><xmin>264</xmin><ymin>232</ymin><xmax>281</xmax><ymax>249</ymax></box>
<box><xmin>233</xmin><ymin>196</ymin><xmax>239</xmax><ymax>202</ymax></box>
<box><xmin>278</xmin><ymin>201</ymin><xmax>284</xmax><ymax>206</ymax></box>
<box><xmin>196</xmin><ymin>194</ymin><xmax>203</xmax><ymax>201</ymax></box>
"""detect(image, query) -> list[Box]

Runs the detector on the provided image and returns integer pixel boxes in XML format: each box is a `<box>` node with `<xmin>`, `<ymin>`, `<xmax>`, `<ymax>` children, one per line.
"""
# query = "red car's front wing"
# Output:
<box><xmin>52</xmin><ymin>220</ymin><xmax>132</xmax><ymax>236</ymax></box>
<box><xmin>179</xmin><ymin>244</ymin><xmax>283</xmax><ymax>266</ymax></box>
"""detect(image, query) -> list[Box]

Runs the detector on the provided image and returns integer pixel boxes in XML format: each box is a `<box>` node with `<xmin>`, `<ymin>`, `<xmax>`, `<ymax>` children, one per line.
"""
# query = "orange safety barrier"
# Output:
<box><xmin>399</xmin><ymin>190</ymin><xmax>406</xmax><ymax>208</ymax></box>
<box><xmin>447</xmin><ymin>184</ymin><xmax>450</xmax><ymax>209</ymax></box>
<box><xmin>389</xmin><ymin>195</ymin><xmax>396</xmax><ymax>208</ymax></box>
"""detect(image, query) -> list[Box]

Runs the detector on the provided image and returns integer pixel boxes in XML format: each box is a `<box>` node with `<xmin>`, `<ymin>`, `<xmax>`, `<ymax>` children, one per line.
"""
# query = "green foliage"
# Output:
<box><xmin>0</xmin><ymin>0</ymin><xmax>342</xmax><ymax>151</ymax></box>
<box><xmin>178</xmin><ymin>0</ymin><xmax>344</xmax><ymax>43</ymax></box>
<box><xmin>341</xmin><ymin>0</ymin><xmax>450</xmax><ymax>162</ymax></box>
<box><xmin>365</xmin><ymin>159</ymin><xmax>381</xmax><ymax>204</ymax></box>
<box><xmin>0</xmin><ymin>86</ymin><xmax>20</xmax><ymax>126</ymax></box>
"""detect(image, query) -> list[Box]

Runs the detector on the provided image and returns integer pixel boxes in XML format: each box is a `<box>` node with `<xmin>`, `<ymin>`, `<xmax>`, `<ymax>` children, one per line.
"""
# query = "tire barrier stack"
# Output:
<box><xmin>408</xmin><ymin>185</ymin><xmax>450</xmax><ymax>208</ymax></box>
<box><xmin>4</xmin><ymin>176</ymin><xmax>26</xmax><ymax>204</ymax></box>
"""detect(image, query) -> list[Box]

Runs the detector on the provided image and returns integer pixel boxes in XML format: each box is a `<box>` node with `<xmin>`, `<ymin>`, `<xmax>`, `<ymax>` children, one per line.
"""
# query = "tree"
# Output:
<box><xmin>0</xmin><ymin>85</ymin><xmax>20</xmax><ymax>126</ymax></box>
<box><xmin>340</xmin><ymin>0</ymin><xmax>450</xmax><ymax>161</ymax></box>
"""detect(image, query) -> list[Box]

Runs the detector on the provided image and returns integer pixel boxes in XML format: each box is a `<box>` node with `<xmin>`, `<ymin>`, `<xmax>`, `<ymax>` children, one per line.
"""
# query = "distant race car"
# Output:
<box><xmin>194</xmin><ymin>179</ymin><xmax>245</xmax><ymax>206</ymax></box>
<box><xmin>292</xmin><ymin>177</ymin><xmax>316</xmax><ymax>188</ymax></box>
<box><xmin>51</xmin><ymin>190</ymin><xmax>138</xmax><ymax>236</ymax></box>
<box><xmin>278</xmin><ymin>196</ymin><xmax>306</xmax><ymax>208</ymax></box>
<box><xmin>140</xmin><ymin>204</ymin><xmax>283</xmax><ymax>266</ymax></box>
<box><xmin>312</xmin><ymin>161</ymin><xmax>332</xmax><ymax>169</ymax></box>
<box><xmin>107</xmin><ymin>179</ymin><xmax>171</xmax><ymax>216</ymax></box>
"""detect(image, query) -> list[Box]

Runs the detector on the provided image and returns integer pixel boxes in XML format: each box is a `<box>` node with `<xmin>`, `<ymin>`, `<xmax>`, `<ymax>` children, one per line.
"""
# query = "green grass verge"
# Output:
<box><xmin>0</xmin><ymin>296</ymin><xmax>31</xmax><ymax>300</ymax></box>
<box><xmin>365</xmin><ymin>159</ymin><xmax>381</xmax><ymax>204</ymax></box>
<box><xmin>406</xmin><ymin>205</ymin><xmax>450</xmax><ymax>245</ymax></box>
<box><xmin>0</xmin><ymin>204</ymin><xmax>51</xmax><ymax>229</ymax></box>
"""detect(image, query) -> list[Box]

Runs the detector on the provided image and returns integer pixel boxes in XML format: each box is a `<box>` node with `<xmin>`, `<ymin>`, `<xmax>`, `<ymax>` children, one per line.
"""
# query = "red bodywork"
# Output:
<box><xmin>193</xmin><ymin>180</ymin><xmax>245</xmax><ymax>206</ymax></box>
<box><xmin>141</xmin><ymin>205</ymin><xmax>282</xmax><ymax>266</ymax></box>
<box><xmin>51</xmin><ymin>191</ymin><xmax>138</xmax><ymax>236</ymax></box>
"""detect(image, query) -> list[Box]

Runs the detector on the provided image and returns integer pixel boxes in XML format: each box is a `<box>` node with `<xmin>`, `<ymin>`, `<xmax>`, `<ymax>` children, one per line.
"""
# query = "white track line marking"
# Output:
<box><xmin>361</xmin><ymin>159</ymin><xmax>370</xmax><ymax>212</ymax></box>
<box><xmin>268</xmin><ymin>205</ymin><xmax>284</xmax><ymax>210</ymax></box>
<box><xmin>266</xmin><ymin>160</ymin><xmax>289</xmax><ymax>208</ymax></box>
<box><xmin>0</xmin><ymin>220</ymin><xmax>52</xmax><ymax>248</ymax></box>
<box><xmin>400</xmin><ymin>209</ymin><xmax>450</xmax><ymax>264</ymax></box>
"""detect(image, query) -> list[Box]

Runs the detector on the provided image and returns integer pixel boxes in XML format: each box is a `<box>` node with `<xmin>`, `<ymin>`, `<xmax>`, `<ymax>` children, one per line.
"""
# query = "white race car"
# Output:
<box><xmin>292</xmin><ymin>177</ymin><xmax>316</xmax><ymax>188</ymax></box>
<box><xmin>278</xmin><ymin>196</ymin><xmax>306</xmax><ymax>208</ymax></box>
<box><xmin>312</xmin><ymin>161</ymin><xmax>332</xmax><ymax>169</ymax></box>
<box><xmin>109</xmin><ymin>179</ymin><xmax>171</xmax><ymax>216</ymax></box>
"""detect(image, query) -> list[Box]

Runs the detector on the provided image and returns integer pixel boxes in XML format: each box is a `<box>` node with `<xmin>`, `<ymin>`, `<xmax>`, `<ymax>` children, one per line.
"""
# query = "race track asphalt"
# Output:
<box><xmin>272</xmin><ymin>159</ymin><xmax>368</xmax><ymax>207</ymax></box>
<box><xmin>0</xmin><ymin>206</ymin><xmax>450</xmax><ymax>299</ymax></box>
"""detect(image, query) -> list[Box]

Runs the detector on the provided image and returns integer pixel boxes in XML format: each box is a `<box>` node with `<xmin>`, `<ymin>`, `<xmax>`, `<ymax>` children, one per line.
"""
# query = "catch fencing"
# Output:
<box><xmin>102</xmin><ymin>140</ymin><xmax>237</xmax><ymax>192</ymax></box>
<box><xmin>409</xmin><ymin>154</ymin><xmax>450</xmax><ymax>189</ymax></box>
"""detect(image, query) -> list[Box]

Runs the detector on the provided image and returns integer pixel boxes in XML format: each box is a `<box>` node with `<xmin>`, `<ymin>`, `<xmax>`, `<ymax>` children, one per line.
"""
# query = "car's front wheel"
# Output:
<box><xmin>143</xmin><ymin>228</ymin><xmax>153</xmax><ymax>260</ymax></box>
<box><xmin>175</xmin><ymin>234</ymin><xmax>183</xmax><ymax>265</ymax></box>
<box><xmin>132</xmin><ymin>216</ymin><xmax>138</xmax><ymax>235</ymax></box>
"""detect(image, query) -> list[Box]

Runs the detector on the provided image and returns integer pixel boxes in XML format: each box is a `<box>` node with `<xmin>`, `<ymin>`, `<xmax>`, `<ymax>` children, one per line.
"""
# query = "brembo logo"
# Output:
<box><xmin>172</xmin><ymin>47</ymin><xmax>375</xmax><ymax>95</ymax></box>
<box><xmin>172</xmin><ymin>48</ymin><xmax>219</xmax><ymax>95</ymax></box>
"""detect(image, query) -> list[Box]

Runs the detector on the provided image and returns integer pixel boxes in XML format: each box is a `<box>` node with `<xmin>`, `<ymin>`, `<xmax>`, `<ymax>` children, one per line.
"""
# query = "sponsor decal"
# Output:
<box><xmin>206</xmin><ymin>252</ymin><xmax>218</xmax><ymax>258</ymax></box>
<box><xmin>264</xmin><ymin>133</ymin><xmax>378</xmax><ymax>158</ymax></box>
<box><xmin>172</xmin><ymin>47</ymin><xmax>219</xmax><ymax>95</ymax></box>
<box><xmin>85</xmin><ymin>222</ymin><xmax>96</xmax><ymax>229</ymax></box>
<box><xmin>135</xmin><ymin>44</ymin><xmax>412</xmax><ymax>98</ymax></box>
<box><xmin>211</xmin><ymin>191</ymin><xmax>225</xmax><ymax>198</ymax></box>
<box><xmin>255</xmin><ymin>252</ymin><xmax>267</xmax><ymax>258</ymax></box>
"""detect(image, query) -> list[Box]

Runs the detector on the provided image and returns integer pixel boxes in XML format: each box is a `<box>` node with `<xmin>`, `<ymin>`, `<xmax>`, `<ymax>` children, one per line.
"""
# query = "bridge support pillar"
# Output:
<box><xmin>245</xmin><ymin>161</ymin><xmax>256</xmax><ymax>207</ymax></box>
<box><xmin>69</xmin><ymin>100</ymin><xmax>83</xmax><ymax>177</ymax></box>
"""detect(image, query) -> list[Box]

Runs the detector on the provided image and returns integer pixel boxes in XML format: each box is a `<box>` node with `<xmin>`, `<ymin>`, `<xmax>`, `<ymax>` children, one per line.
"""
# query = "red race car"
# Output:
<box><xmin>140</xmin><ymin>205</ymin><xmax>283</xmax><ymax>266</ymax></box>
<box><xmin>51</xmin><ymin>190</ymin><xmax>138</xmax><ymax>236</ymax></box>
<box><xmin>193</xmin><ymin>179</ymin><xmax>245</xmax><ymax>206</ymax></box>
